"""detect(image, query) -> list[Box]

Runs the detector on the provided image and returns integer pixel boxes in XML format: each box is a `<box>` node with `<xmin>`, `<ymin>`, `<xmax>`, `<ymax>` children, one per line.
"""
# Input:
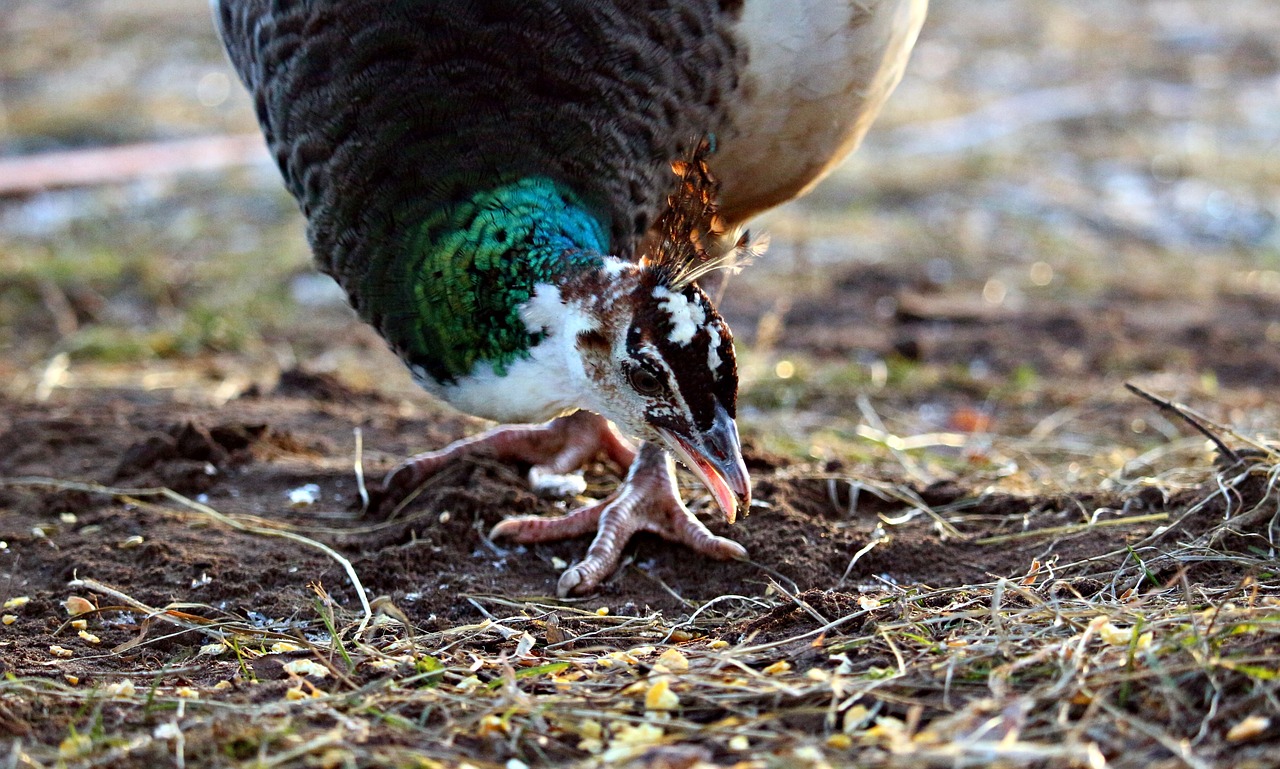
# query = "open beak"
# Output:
<box><xmin>657</xmin><ymin>402</ymin><xmax>751</xmax><ymax>524</ymax></box>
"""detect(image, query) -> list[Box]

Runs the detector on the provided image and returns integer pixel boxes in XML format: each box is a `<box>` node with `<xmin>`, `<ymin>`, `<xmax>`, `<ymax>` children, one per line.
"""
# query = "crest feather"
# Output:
<box><xmin>642</xmin><ymin>140</ymin><xmax>766</xmax><ymax>290</ymax></box>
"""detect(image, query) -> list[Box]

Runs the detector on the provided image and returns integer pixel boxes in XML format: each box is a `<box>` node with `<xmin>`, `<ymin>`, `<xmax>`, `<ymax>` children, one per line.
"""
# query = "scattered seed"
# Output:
<box><xmin>1227</xmin><ymin>715</ymin><xmax>1271</xmax><ymax>742</ymax></box>
<box><xmin>792</xmin><ymin>746</ymin><xmax>825</xmax><ymax>762</ymax></box>
<box><xmin>843</xmin><ymin>705</ymin><xmax>871</xmax><ymax>733</ymax></box>
<box><xmin>58</xmin><ymin>733</ymin><xmax>92</xmax><ymax>759</ymax></box>
<box><xmin>118</xmin><ymin>535</ymin><xmax>144</xmax><ymax>549</ymax></box>
<box><xmin>609</xmin><ymin>722</ymin><xmax>663</xmax><ymax>748</ymax></box>
<box><xmin>154</xmin><ymin>723</ymin><xmax>182</xmax><ymax>740</ymax></box>
<box><xmin>477</xmin><ymin>714</ymin><xmax>507</xmax><ymax>736</ymax></box>
<box><xmin>1</xmin><ymin>615</ymin><xmax>15</xmax><ymax>626</ymax></box>
<box><xmin>77</xmin><ymin>630</ymin><xmax>101</xmax><ymax>644</ymax></box>
<box><xmin>620</xmin><ymin>680</ymin><xmax>647</xmax><ymax>696</ymax></box>
<box><xmin>762</xmin><ymin>660</ymin><xmax>792</xmax><ymax>676</ymax></box>
<box><xmin>63</xmin><ymin>596</ymin><xmax>93</xmax><ymax>616</ymax></box>
<box><xmin>70</xmin><ymin>619</ymin><xmax>88</xmax><ymax>631</ymax></box>
<box><xmin>104</xmin><ymin>680</ymin><xmax>136</xmax><ymax>697</ymax></box>
<box><xmin>283</xmin><ymin>659</ymin><xmax>329</xmax><ymax>678</ymax></box>
<box><xmin>655</xmin><ymin>648</ymin><xmax>689</xmax><ymax>673</ymax></box>
<box><xmin>49</xmin><ymin>645</ymin><xmax>73</xmax><ymax>658</ymax></box>
<box><xmin>3</xmin><ymin>597</ymin><xmax>30</xmax><ymax>610</ymax></box>
<box><xmin>599</xmin><ymin>650</ymin><xmax>639</xmax><ymax>668</ymax></box>
<box><xmin>644</xmin><ymin>678</ymin><xmax>679</xmax><ymax>711</ymax></box>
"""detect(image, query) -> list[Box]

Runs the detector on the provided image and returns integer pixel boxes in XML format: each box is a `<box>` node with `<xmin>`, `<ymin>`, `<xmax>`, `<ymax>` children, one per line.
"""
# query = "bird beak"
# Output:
<box><xmin>657</xmin><ymin>402</ymin><xmax>751</xmax><ymax>524</ymax></box>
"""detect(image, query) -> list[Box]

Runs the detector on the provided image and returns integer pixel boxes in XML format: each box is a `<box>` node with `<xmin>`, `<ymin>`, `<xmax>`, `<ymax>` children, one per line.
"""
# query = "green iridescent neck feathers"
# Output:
<box><xmin>369</xmin><ymin>178</ymin><xmax>609</xmax><ymax>383</ymax></box>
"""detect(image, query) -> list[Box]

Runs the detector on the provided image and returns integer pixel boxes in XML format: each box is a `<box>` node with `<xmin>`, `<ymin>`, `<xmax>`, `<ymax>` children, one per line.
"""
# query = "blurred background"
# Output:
<box><xmin>1</xmin><ymin>0</ymin><xmax>1277</xmax><ymax>469</ymax></box>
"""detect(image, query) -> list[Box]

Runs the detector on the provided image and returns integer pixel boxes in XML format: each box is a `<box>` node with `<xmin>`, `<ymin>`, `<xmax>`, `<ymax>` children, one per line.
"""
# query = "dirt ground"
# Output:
<box><xmin>2</xmin><ymin>262</ymin><xmax>1278</xmax><ymax>628</ymax></box>
<box><xmin>1</xmin><ymin>269</ymin><xmax>1277</xmax><ymax>761</ymax></box>
<box><xmin>2</xmin><ymin>1</ymin><xmax>1279</xmax><ymax>767</ymax></box>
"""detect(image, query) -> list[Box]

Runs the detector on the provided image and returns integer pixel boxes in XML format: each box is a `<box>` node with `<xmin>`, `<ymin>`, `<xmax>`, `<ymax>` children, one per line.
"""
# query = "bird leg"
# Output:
<box><xmin>368</xmin><ymin>410</ymin><xmax>637</xmax><ymax>516</ymax></box>
<box><xmin>491</xmin><ymin>441</ymin><xmax>748</xmax><ymax>596</ymax></box>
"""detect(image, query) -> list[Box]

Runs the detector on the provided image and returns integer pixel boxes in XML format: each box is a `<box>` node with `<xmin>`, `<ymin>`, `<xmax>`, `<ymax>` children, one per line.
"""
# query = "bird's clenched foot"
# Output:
<box><xmin>491</xmin><ymin>442</ymin><xmax>748</xmax><ymax>596</ymax></box>
<box><xmin>368</xmin><ymin>410</ymin><xmax>637</xmax><ymax>517</ymax></box>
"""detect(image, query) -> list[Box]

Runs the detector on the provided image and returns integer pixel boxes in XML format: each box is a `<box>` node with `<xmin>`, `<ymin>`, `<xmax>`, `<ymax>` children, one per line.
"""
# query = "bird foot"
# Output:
<box><xmin>491</xmin><ymin>442</ymin><xmax>748</xmax><ymax>596</ymax></box>
<box><xmin>368</xmin><ymin>410</ymin><xmax>636</xmax><ymax>517</ymax></box>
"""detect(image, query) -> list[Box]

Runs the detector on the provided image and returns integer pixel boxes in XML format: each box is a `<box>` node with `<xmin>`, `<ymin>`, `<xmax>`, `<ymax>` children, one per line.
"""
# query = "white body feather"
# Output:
<box><xmin>713</xmin><ymin>0</ymin><xmax>927</xmax><ymax>222</ymax></box>
<box><xmin>412</xmin><ymin>283</ymin><xmax>598</xmax><ymax>424</ymax></box>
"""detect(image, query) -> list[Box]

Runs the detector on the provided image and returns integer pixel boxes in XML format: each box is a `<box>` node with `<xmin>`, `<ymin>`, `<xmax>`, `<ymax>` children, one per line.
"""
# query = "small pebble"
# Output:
<box><xmin>287</xmin><ymin>484</ymin><xmax>321</xmax><ymax>506</ymax></box>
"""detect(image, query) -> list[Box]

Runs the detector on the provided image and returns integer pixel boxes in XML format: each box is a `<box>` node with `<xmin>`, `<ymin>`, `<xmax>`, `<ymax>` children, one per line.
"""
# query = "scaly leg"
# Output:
<box><xmin>491</xmin><ymin>442</ymin><xmax>748</xmax><ymax>596</ymax></box>
<box><xmin>368</xmin><ymin>410</ymin><xmax>636</xmax><ymax>516</ymax></box>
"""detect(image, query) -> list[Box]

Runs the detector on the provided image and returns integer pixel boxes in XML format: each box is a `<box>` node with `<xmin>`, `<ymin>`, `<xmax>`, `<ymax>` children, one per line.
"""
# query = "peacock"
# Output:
<box><xmin>215</xmin><ymin>0</ymin><xmax>926</xmax><ymax>595</ymax></box>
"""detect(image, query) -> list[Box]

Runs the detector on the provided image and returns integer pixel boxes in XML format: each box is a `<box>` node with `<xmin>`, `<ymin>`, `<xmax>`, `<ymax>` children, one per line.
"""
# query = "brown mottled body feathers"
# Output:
<box><xmin>215</xmin><ymin>0</ymin><xmax>926</xmax><ymax>273</ymax></box>
<box><xmin>215</xmin><ymin>0</ymin><xmax>748</xmax><ymax>289</ymax></box>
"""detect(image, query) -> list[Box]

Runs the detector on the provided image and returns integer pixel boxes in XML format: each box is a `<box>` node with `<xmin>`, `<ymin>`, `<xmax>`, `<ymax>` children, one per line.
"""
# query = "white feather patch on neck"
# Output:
<box><xmin>652</xmin><ymin>286</ymin><xmax>705</xmax><ymax>346</ymax></box>
<box><xmin>410</xmin><ymin>283</ymin><xmax>599</xmax><ymax>423</ymax></box>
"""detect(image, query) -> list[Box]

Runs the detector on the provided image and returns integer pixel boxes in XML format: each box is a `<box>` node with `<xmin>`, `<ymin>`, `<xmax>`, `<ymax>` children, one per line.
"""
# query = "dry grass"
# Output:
<box><xmin>2</xmin><ymin>441</ymin><xmax>1277</xmax><ymax>769</ymax></box>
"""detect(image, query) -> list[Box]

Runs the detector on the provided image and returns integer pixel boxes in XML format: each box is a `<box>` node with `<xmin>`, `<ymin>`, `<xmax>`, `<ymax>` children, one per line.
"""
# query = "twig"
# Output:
<box><xmin>975</xmin><ymin>512</ymin><xmax>1170</xmax><ymax>545</ymax></box>
<box><xmin>838</xmin><ymin>530</ymin><xmax>884</xmax><ymax>588</ymax></box>
<box><xmin>353</xmin><ymin>427</ymin><xmax>369</xmax><ymax>512</ymax></box>
<box><xmin>1124</xmin><ymin>383</ymin><xmax>1240</xmax><ymax>464</ymax></box>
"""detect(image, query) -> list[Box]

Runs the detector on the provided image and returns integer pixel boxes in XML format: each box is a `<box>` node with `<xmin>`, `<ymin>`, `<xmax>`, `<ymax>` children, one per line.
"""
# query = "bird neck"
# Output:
<box><xmin>372</xmin><ymin>177</ymin><xmax>611</xmax><ymax>385</ymax></box>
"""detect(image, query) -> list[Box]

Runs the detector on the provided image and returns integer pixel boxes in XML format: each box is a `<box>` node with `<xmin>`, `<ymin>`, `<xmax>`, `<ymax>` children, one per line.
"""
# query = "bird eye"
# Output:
<box><xmin>627</xmin><ymin>366</ymin><xmax>664</xmax><ymax>396</ymax></box>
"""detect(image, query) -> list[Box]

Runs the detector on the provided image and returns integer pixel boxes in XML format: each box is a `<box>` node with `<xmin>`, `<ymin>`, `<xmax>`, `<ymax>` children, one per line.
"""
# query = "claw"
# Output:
<box><xmin>372</xmin><ymin>413</ymin><xmax>744</xmax><ymax>595</ymax></box>
<box><xmin>491</xmin><ymin>442</ymin><xmax>747</xmax><ymax>596</ymax></box>
<box><xmin>370</xmin><ymin>410</ymin><xmax>634</xmax><ymax>517</ymax></box>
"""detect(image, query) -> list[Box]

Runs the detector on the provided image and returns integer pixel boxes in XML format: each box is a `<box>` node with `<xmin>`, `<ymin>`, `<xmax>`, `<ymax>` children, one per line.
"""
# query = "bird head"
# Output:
<box><xmin>571</xmin><ymin>262</ymin><xmax>750</xmax><ymax>523</ymax></box>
